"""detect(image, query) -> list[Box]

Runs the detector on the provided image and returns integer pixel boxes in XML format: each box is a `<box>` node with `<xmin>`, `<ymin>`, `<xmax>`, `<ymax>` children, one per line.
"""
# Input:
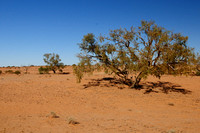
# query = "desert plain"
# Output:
<box><xmin>0</xmin><ymin>66</ymin><xmax>200</xmax><ymax>133</ymax></box>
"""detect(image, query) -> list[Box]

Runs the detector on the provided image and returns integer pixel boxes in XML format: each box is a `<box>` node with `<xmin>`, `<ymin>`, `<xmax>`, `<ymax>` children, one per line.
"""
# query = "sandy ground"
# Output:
<box><xmin>0</xmin><ymin>66</ymin><xmax>200</xmax><ymax>133</ymax></box>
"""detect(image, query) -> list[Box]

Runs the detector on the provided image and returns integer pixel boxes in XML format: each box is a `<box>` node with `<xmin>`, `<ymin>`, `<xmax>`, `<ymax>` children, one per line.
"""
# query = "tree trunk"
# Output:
<box><xmin>131</xmin><ymin>72</ymin><xmax>142</xmax><ymax>88</ymax></box>
<box><xmin>132</xmin><ymin>77</ymin><xmax>142</xmax><ymax>88</ymax></box>
<box><xmin>52</xmin><ymin>69</ymin><xmax>56</xmax><ymax>74</ymax></box>
<box><xmin>123</xmin><ymin>78</ymin><xmax>133</xmax><ymax>86</ymax></box>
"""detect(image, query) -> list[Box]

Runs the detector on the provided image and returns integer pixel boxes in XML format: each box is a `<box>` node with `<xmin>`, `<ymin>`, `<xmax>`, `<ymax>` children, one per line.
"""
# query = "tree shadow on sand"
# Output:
<box><xmin>58</xmin><ymin>72</ymin><xmax>70</xmax><ymax>75</ymax></box>
<box><xmin>141</xmin><ymin>81</ymin><xmax>191</xmax><ymax>94</ymax></box>
<box><xmin>83</xmin><ymin>77</ymin><xmax>124</xmax><ymax>89</ymax></box>
<box><xmin>83</xmin><ymin>77</ymin><xmax>192</xmax><ymax>94</ymax></box>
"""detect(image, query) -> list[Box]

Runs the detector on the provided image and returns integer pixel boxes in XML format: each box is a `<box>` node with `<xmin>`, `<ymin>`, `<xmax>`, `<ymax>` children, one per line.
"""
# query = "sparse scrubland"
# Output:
<box><xmin>0</xmin><ymin>21</ymin><xmax>200</xmax><ymax>133</ymax></box>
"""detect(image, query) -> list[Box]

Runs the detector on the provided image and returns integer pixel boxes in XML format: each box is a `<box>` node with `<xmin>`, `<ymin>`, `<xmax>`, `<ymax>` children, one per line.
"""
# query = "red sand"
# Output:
<box><xmin>0</xmin><ymin>66</ymin><xmax>200</xmax><ymax>133</ymax></box>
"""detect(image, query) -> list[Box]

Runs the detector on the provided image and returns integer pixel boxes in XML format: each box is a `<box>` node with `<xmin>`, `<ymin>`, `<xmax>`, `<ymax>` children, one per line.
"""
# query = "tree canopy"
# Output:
<box><xmin>43</xmin><ymin>53</ymin><xmax>64</xmax><ymax>73</ymax></box>
<box><xmin>74</xmin><ymin>20</ymin><xmax>197</xmax><ymax>88</ymax></box>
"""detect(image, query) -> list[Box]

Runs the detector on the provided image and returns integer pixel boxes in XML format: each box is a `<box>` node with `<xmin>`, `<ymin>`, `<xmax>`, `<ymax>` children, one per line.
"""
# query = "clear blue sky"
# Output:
<box><xmin>0</xmin><ymin>0</ymin><xmax>200</xmax><ymax>66</ymax></box>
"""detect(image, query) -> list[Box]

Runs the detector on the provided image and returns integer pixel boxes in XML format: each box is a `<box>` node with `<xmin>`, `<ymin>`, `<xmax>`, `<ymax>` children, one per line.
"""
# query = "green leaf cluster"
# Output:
<box><xmin>38</xmin><ymin>66</ymin><xmax>49</xmax><ymax>74</ymax></box>
<box><xmin>43</xmin><ymin>53</ymin><xmax>64</xmax><ymax>73</ymax></box>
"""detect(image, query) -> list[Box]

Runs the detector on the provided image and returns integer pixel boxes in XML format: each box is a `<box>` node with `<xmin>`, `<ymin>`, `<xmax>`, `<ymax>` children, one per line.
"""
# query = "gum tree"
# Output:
<box><xmin>43</xmin><ymin>53</ymin><xmax>64</xmax><ymax>73</ymax></box>
<box><xmin>74</xmin><ymin>20</ymin><xmax>196</xmax><ymax>88</ymax></box>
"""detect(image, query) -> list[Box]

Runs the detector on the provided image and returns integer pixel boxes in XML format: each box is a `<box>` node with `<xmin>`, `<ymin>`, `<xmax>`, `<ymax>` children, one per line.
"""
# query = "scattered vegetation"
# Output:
<box><xmin>74</xmin><ymin>20</ymin><xmax>197</xmax><ymax>88</ymax></box>
<box><xmin>38</xmin><ymin>66</ymin><xmax>49</xmax><ymax>74</ymax></box>
<box><xmin>196</xmin><ymin>56</ymin><xmax>200</xmax><ymax>76</ymax></box>
<box><xmin>43</xmin><ymin>53</ymin><xmax>65</xmax><ymax>73</ymax></box>
<box><xmin>14</xmin><ymin>70</ymin><xmax>21</xmax><ymax>75</ymax></box>
<box><xmin>46</xmin><ymin>112</ymin><xmax>59</xmax><ymax>118</ymax></box>
<box><xmin>24</xmin><ymin>66</ymin><xmax>29</xmax><ymax>74</ymax></box>
<box><xmin>5</xmin><ymin>70</ymin><xmax>21</xmax><ymax>75</ymax></box>
<box><xmin>67</xmin><ymin>117</ymin><xmax>80</xmax><ymax>125</ymax></box>
<box><xmin>73</xmin><ymin>64</ymin><xmax>83</xmax><ymax>83</ymax></box>
<box><xmin>5</xmin><ymin>70</ymin><xmax>14</xmax><ymax>74</ymax></box>
<box><xmin>196</xmin><ymin>71</ymin><xmax>200</xmax><ymax>76</ymax></box>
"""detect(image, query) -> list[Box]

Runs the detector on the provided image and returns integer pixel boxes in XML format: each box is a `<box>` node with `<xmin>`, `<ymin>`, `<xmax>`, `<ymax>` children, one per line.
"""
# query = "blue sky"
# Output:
<box><xmin>0</xmin><ymin>0</ymin><xmax>200</xmax><ymax>66</ymax></box>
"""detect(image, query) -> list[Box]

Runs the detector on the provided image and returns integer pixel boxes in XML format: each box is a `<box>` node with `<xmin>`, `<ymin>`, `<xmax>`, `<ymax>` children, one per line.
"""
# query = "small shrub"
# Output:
<box><xmin>0</xmin><ymin>70</ymin><xmax>2</xmax><ymax>74</ymax></box>
<box><xmin>24</xmin><ymin>67</ymin><xmax>29</xmax><ymax>74</ymax></box>
<box><xmin>67</xmin><ymin>117</ymin><xmax>80</xmax><ymax>125</ymax></box>
<box><xmin>38</xmin><ymin>66</ymin><xmax>49</xmax><ymax>74</ymax></box>
<box><xmin>196</xmin><ymin>71</ymin><xmax>200</xmax><ymax>76</ymax></box>
<box><xmin>59</xmin><ymin>69</ymin><xmax>63</xmax><ymax>73</ymax></box>
<box><xmin>5</xmin><ymin>70</ymin><xmax>14</xmax><ymax>74</ymax></box>
<box><xmin>14</xmin><ymin>70</ymin><xmax>21</xmax><ymax>75</ymax></box>
<box><xmin>46</xmin><ymin>112</ymin><xmax>59</xmax><ymax>118</ymax></box>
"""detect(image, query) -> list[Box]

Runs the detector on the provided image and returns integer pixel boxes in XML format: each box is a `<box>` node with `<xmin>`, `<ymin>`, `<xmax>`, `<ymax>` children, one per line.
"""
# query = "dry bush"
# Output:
<box><xmin>38</xmin><ymin>66</ymin><xmax>49</xmax><ymax>74</ymax></box>
<box><xmin>5</xmin><ymin>70</ymin><xmax>14</xmax><ymax>74</ymax></box>
<box><xmin>14</xmin><ymin>70</ymin><xmax>21</xmax><ymax>75</ymax></box>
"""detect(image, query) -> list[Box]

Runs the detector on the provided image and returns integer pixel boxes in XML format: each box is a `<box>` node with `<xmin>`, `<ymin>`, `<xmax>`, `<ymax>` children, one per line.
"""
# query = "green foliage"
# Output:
<box><xmin>43</xmin><ymin>53</ymin><xmax>65</xmax><ymax>73</ymax></box>
<box><xmin>5</xmin><ymin>70</ymin><xmax>14</xmax><ymax>74</ymax></box>
<box><xmin>38</xmin><ymin>66</ymin><xmax>49</xmax><ymax>74</ymax></box>
<box><xmin>75</xmin><ymin>20</ymin><xmax>197</xmax><ymax>88</ymax></box>
<box><xmin>14</xmin><ymin>70</ymin><xmax>21</xmax><ymax>75</ymax></box>
<box><xmin>5</xmin><ymin>70</ymin><xmax>21</xmax><ymax>75</ymax></box>
<box><xmin>73</xmin><ymin>64</ymin><xmax>84</xmax><ymax>83</ymax></box>
<box><xmin>196</xmin><ymin>55</ymin><xmax>200</xmax><ymax>71</ymax></box>
<box><xmin>196</xmin><ymin>71</ymin><xmax>200</xmax><ymax>76</ymax></box>
<box><xmin>195</xmin><ymin>54</ymin><xmax>200</xmax><ymax>76</ymax></box>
